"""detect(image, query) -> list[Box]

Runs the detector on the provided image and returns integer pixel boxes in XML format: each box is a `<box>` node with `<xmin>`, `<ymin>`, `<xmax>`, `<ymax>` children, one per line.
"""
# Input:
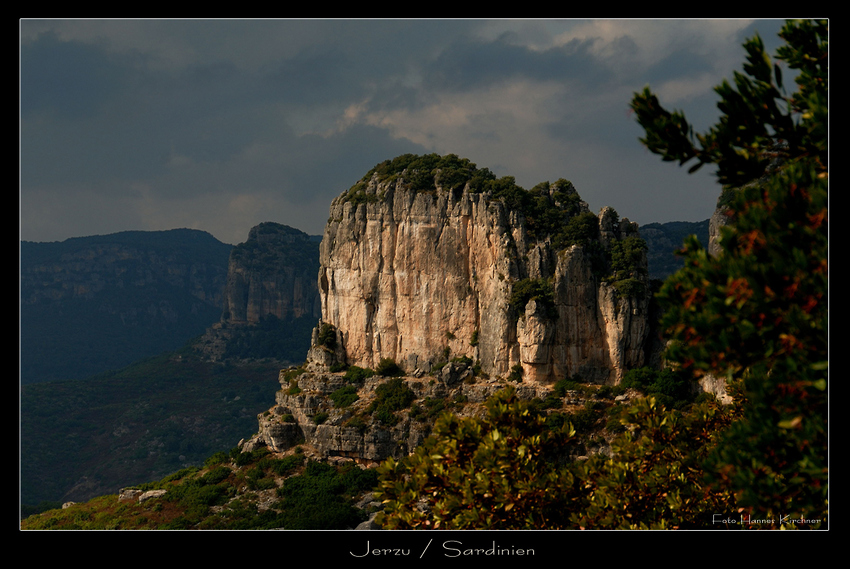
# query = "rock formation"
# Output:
<box><xmin>246</xmin><ymin>365</ymin><xmax>568</xmax><ymax>464</ymax></box>
<box><xmin>316</xmin><ymin>154</ymin><xmax>651</xmax><ymax>385</ymax></box>
<box><xmin>194</xmin><ymin>222</ymin><xmax>321</xmax><ymax>363</ymax></box>
<box><xmin>221</xmin><ymin>222</ymin><xmax>321</xmax><ymax>324</ymax></box>
<box><xmin>243</xmin><ymin>153</ymin><xmax>653</xmax><ymax>466</ymax></box>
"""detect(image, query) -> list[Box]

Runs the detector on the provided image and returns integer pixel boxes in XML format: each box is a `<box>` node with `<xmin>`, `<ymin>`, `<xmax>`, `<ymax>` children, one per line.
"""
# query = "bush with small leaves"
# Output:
<box><xmin>344</xmin><ymin>365</ymin><xmax>375</xmax><ymax>384</ymax></box>
<box><xmin>367</xmin><ymin>377</ymin><xmax>416</xmax><ymax>426</ymax></box>
<box><xmin>571</xmin><ymin>397</ymin><xmax>734</xmax><ymax>529</ymax></box>
<box><xmin>317</xmin><ymin>322</ymin><xmax>337</xmax><ymax>349</ymax></box>
<box><xmin>375</xmin><ymin>358</ymin><xmax>404</xmax><ymax>377</ymax></box>
<box><xmin>375</xmin><ymin>387</ymin><xmax>577</xmax><ymax>529</ymax></box>
<box><xmin>329</xmin><ymin>385</ymin><xmax>359</xmax><ymax>408</ymax></box>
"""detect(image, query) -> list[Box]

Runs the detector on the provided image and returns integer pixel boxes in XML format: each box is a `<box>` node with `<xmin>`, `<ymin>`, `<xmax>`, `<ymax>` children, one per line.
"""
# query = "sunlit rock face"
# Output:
<box><xmin>317</xmin><ymin>156</ymin><xmax>651</xmax><ymax>385</ymax></box>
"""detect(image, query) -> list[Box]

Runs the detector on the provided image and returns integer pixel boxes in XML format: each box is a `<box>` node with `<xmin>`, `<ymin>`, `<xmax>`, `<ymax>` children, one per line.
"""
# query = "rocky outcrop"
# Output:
<box><xmin>240</xmin><ymin>154</ymin><xmax>653</xmax><ymax>466</ymax></box>
<box><xmin>244</xmin><ymin>361</ymin><xmax>570</xmax><ymax>464</ymax></box>
<box><xmin>708</xmin><ymin>205</ymin><xmax>733</xmax><ymax>258</ymax></box>
<box><xmin>221</xmin><ymin>222</ymin><xmax>321</xmax><ymax>324</ymax></box>
<box><xmin>317</xmin><ymin>158</ymin><xmax>650</xmax><ymax>385</ymax></box>
<box><xmin>194</xmin><ymin>223</ymin><xmax>321</xmax><ymax>363</ymax></box>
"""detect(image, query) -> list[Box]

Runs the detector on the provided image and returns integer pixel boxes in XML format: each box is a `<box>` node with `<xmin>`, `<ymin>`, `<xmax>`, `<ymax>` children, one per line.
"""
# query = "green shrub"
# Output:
<box><xmin>451</xmin><ymin>355</ymin><xmax>473</xmax><ymax>367</ymax></box>
<box><xmin>556</xmin><ymin>408</ymin><xmax>598</xmax><ymax>434</ymax></box>
<box><xmin>345</xmin><ymin>365</ymin><xmax>375</xmax><ymax>383</ymax></box>
<box><xmin>274</xmin><ymin>460</ymin><xmax>369</xmax><ymax>529</ymax></box>
<box><xmin>509</xmin><ymin>278</ymin><xmax>556</xmax><ymax>319</ymax></box>
<box><xmin>555</xmin><ymin>211</ymin><xmax>599</xmax><ymax>249</ymax></box>
<box><xmin>329</xmin><ymin>385</ymin><xmax>359</xmax><ymax>408</ymax></box>
<box><xmin>368</xmin><ymin>378</ymin><xmax>416</xmax><ymax>425</ymax></box>
<box><xmin>246</xmin><ymin>466</ymin><xmax>276</xmax><ymax>490</ymax></box>
<box><xmin>373</xmin><ymin>406</ymin><xmax>398</xmax><ymax>426</ymax></box>
<box><xmin>317</xmin><ymin>323</ymin><xmax>337</xmax><ymax>349</ymax></box>
<box><xmin>345</xmin><ymin>415</ymin><xmax>368</xmax><ymax>434</ymax></box>
<box><xmin>507</xmin><ymin>364</ymin><xmax>524</xmax><ymax>383</ymax></box>
<box><xmin>199</xmin><ymin>466</ymin><xmax>233</xmax><ymax>484</ymax></box>
<box><xmin>531</xmin><ymin>394</ymin><xmax>562</xmax><ymax>410</ymax></box>
<box><xmin>375</xmin><ymin>358</ymin><xmax>404</xmax><ymax>377</ymax></box>
<box><xmin>204</xmin><ymin>452</ymin><xmax>229</xmax><ymax>468</ymax></box>
<box><xmin>606</xmin><ymin>235</ymin><xmax>648</xmax><ymax>298</ymax></box>
<box><xmin>554</xmin><ymin>376</ymin><xmax>594</xmax><ymax>397</ymax></box>
<box><xmin>612</xmin><ymin>277</ymin><xmax>645</xmax><ymax>298</ymax></box>
<box><xmin>232</xmin><ymin>447</ymin><xmax>269</xmax><ymax>467</ymax></box>
<box><xmin>282</xmin><ymin>366</ymin><xmax>306</xmax><ymax>382</ymax></box>
<box><xmin>621</xmin><ymin>367</ymin><xmax>693</xmax><ymax>405</ymax></box>
<box><xmin>313</xmin><ymin>412</ymin><xmax>330</xmax><ymax>425</ymax></box>
<box><xmin>269</xmin><ymin>453</ymin><xmax>305</xmax><ymax>476</ymax></box>
<box><xmin>609</xmin><ymin>236</ymin><xmax>647</xmax><ymax>278</ymax></box>
<box><xmin>605</xmin><ymin>406</ymin><xmax>628</xmax><ymax>433</ymax></box>
<box><xmin>421</xmin><ymin>397</ymin><xmax>448</xmax><ymax>419</ymax></box>
<box><xmin>160</xmin><ymin>466</ymin><xmax>200</xmax><ymax>483</ymax></box>
<box><xmin>345</xmin><ymin>187</ymin><xmax>381</xmax><ymax>206</ymax></box>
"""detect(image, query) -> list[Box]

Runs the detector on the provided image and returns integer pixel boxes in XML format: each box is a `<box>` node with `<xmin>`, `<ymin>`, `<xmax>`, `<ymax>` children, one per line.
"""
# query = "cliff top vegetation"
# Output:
<box><xmin>343</xmin><ymin>152</ymin><xmax>603</xmax><ymax>249</ymax></box>
<box><xmin>229</xmin><ymin>222</ymin><xmax>319</xmax><ymax>270</ymax></box>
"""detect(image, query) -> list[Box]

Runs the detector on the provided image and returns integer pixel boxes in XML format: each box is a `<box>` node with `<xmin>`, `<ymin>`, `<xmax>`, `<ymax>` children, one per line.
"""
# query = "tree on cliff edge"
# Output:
<box><xmin>631</xmin><ymin>19</ymin><xmax>828</xmax><ymax>527</ymax></box>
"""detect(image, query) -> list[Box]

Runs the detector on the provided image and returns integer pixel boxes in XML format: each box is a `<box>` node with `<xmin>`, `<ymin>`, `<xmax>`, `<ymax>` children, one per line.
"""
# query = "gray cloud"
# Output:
<box><xmin>423</xmin><ymin>33</ymin><xmax>609</xmax><ymax>92</ymax></box>
<box><xmin>20</xmin><ymin>18</ymin><xmax>789</xmax><ymax>245</ymax></box>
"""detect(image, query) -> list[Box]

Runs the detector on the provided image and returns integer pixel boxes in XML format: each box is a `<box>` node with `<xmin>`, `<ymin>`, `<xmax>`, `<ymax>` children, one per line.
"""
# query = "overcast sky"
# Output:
<box><xmin>20</xmin><ymin>18</ymin><xmax>789</xmax><ymax>245</ymax></box>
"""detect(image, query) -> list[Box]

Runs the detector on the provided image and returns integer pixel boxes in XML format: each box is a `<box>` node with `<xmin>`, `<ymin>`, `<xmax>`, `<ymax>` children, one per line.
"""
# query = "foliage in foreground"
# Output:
<box><xmin>570</xmin><ymin>397</ymin><xmax>733</xmax><ymax>529</ymax></box>
<box><xmin>641</xmin><ymin>19</ymin><xmax>828</xmax><ymax>528</ymax></box>
<box><xmin>375</xmin><ymin>386</ymin><xmax>738</xmax><ymax>529</ymax></box>
<box><xmin>375</xmin><ymin>388</ymin><xmax>577</xmax><ymax>529</ymax></box>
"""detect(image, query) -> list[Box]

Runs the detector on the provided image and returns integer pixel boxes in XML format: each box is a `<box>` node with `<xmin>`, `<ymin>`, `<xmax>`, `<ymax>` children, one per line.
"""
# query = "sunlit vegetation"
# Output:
<box><xmin>21</xmin><ymin>446</ymin><xmax>377</xmax><ymax>530</ymax></box>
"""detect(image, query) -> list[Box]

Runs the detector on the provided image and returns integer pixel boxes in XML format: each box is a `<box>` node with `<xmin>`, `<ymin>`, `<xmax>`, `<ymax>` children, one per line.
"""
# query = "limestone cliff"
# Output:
<box><xmin>241</xmin><ymin>154</ymin><xmax>652</xmax><ymax>466</ymax></box>
<box><xmin>316</xmin><ymin>154</ymin><xmax>650</xmax><ymax>385</ymax></box>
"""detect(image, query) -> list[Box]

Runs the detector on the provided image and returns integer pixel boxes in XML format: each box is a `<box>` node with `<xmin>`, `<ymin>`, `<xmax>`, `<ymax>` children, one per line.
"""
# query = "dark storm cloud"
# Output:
<box><xmin>263</xmin><ymin>46</ymin><xmax>362</xmax><ymax>106</ymax></box>
<box><xmin>21</xmin><ymin>31</ymin><xmax>126</xmax><ymax>119</ymax></box>
<box><xmin>641</xmin><ymin>48</ymin><xmax>716</xmax><ymax>87</ymax></box>
<box><xmin>273</xmin><ymin>124</ymin><xmax>432</xmax><ymax>202</ymax></box>
<box><xmin>22</xmin><ymin>30</ymin><xmax>274</xmax><ymax>193</ymax></box>
<box><xmin>423</xmin><ymin>33</ymin><xmax>609</xmax><ymax>92</ymax></box>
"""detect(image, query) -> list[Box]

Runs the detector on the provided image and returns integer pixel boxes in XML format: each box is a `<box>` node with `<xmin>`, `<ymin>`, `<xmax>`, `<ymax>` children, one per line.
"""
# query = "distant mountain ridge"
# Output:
<box><xmin>641</xmin><ymin>220</ymin><xmax>710</xmax><ymax>280</ymax></box>
<box><xmin>19</xmin><ymin>221</ymin><xmax>704</xmax><ymax>385</ymax></box>
<box><xmin>20</xmin><ymin>229</ymin><xmax>233</xmax><ymax>384</ymax></box>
